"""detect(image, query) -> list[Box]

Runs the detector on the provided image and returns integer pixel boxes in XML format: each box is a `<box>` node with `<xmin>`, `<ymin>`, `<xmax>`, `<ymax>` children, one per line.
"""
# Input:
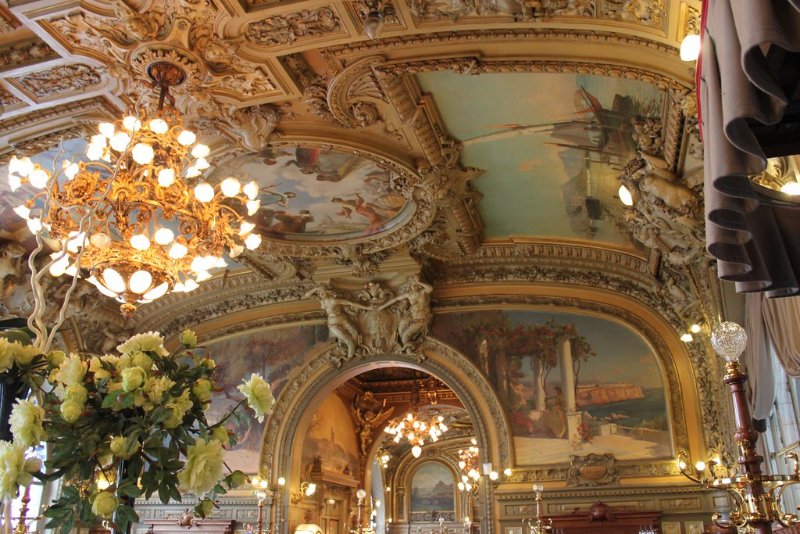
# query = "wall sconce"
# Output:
<box><xmin>291</xmin><ymin>481</ymin><xmax>318</xmax><ymax>503</ymax></box>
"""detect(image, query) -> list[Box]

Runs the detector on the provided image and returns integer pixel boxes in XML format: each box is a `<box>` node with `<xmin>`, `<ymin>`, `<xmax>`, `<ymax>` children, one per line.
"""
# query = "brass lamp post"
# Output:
<box><xmin>678</xmin><ymin>321</ymin><xmax>800</xmax><ymax>533</ymax></box>
<box><xmin>523</xmin><ymin>484</ymin><xmax>552</xmax><ymax>534</ymax></box>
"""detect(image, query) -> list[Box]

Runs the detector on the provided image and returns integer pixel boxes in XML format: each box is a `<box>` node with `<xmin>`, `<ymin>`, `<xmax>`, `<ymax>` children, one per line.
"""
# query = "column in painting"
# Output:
<box><xmin>558</xmin><ymin>337</ymin><xmax>581</xmax><ymax>445</ymax></box>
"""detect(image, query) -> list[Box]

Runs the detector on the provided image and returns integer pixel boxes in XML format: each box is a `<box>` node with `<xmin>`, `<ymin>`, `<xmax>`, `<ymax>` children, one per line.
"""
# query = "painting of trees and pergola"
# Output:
<box><xmin>432</xmin><ymin>309</ymin><xmax>672</xmax><ymax>464</ymax></box>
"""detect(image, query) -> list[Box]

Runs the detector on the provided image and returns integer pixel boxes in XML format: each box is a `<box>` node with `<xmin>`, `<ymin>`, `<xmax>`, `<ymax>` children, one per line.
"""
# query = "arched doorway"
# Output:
<box><xmin>262</xmin><ymin>340</ymin><xmax>512</xmax><ymax>534</ymax></box>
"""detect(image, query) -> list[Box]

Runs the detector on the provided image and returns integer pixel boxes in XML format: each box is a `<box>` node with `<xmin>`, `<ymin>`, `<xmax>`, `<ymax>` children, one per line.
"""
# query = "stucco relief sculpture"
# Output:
<box><xmin>618</xmin><ymin>117</ymin><xmax>704</xmax><ymax>266</ymax></box>
<box><xmin>305</xmin><ymin>276</ymin><xmax>434</xmax><ymax>364</ymax></box>
<box><xmin>351</xmin><ymin>391</ymin><xmax>394</xmax><ymax>456</ymax></box>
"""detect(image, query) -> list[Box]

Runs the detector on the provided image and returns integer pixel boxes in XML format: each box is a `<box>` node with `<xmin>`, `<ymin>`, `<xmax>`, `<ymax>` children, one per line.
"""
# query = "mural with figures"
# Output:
<box><xmin>432</xmin><ymin>310</ymin><xmax>671</xmax><ymax>464</ymax></box>
<box><xmin>417</xmin><ymin>72</ymin><xmax>666</xmax><ymax>246</ymax></box>
<box><xmin>208</xmin><ymin>148</ymin><xmax>409</xmax><ymax>240</ymax></box>
<box><xmin>411</xmin><ymin>462</ymin><xmax>455</xmax><ymax>514</ymax></box>
<box><xmin>205</xmin><ymin>324</ymin><xmax>329</xmax><ymax>473</ymax></box>
<box><xmin>301</xmin><ymin>394</ymin><xmax>361</xmax><ymax>479</ymax></box>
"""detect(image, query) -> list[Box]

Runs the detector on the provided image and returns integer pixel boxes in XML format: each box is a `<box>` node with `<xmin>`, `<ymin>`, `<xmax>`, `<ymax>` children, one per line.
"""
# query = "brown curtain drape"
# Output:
<box><xmin>761</xmin><ymin>294</ymin><xmax>800</xmax><ymax>377</ymax></box>
<box><xmin>701</xmin><ymin>0</ymin><xmax>800</xmax><ymax>296</ymax></box>
<box><xmin>745</xmin><ymin>293</ymin><xmax>777</xmax><ymax>419</ymax></box>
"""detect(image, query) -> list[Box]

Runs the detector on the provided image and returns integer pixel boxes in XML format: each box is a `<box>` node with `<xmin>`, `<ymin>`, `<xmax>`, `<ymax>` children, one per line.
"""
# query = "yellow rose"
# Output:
<box><xmin>0</xmin><ymin>441</ymin><xmax>41</xmax><ymax>500</ymax></box>
<box><xmin>89</xmin><ymin>357</ymin><xmax>112</xmax><ymax>381</ymax></box>
<box><xmin>195</xmin><ymin>498</ymin><xmax>214</xmax><ymax>517</ymax></box>
<box><xmin>46</xmin><ymin>350</ymin><xmax>66</xmax><ymax>368</ymax></box>
<box><xmin>58</xmin><ymin>354</ymin><xmax>88</xmax><ymax>386</ymax></box>
<box><xmin>117</xmin><ymin>332</ymin><xmax>168</xmax><ymax>356</ymax></box>
<box><xmin>237</xmin><ymin>374</ymin><xmax>273</xmax><ymax>423</ymax></box>
<box><xmin>0</xmin><ymin>339</ymin><xmax>13</xmax><ymax>373</ymax></box>
<box><xmin>192</xmin><ymin>379</ymin><xmax>212</xmax><ymax>404</ymax></box>
<box><xmin>130</xmin><ymin>351</ymin><xmax>153</xmax><ymax>371</ymax></box>
<box><xmin>228</xmin><ymin>471</ymin><xmax>248</xmax><ymax>488</ymax></box>
<box><xmin>9</xmin><ymin>400</ymin><xmax>45</xmax><ymax>448</ymax></box>
<box><xmin>211</xmin><ymin>426</ymin><xmax>229</xmax><ymax>445</ymax></box>
<box><xmin>121</xmin><ymin>367</ymin><xmax>146</xmax><ymax>392</ymax></box>
<box><xmin>180</xmin><ymin>329</ymin><xmax>198</xmax><ymax>349</ymax></box>
<box><xmin>199</xmin><ymin>357</ymin><xmax>216</xmax><ymax>370</ymax></box>
<box><xmin>65</xmin><ymin>384</ymin><xmax>88</xmax><ymax>405</ymax></box>
<box><xmin>177</xmin><ymin>439</ymin><xmax>223</xmax><ymax>496</ymax></box>
<box><xmin>12</xmin><ymin>343</ymin><xmax>39</xmax><ymax>367</ymax></box>
<box><xmin>60</xmin><ymin>401</ymin><xmax>83</xmax><ymax>423</ymax></box>
<box><xmin>109</xmin><ymin>436</ymin><xmax>139</xmax><ymax>460</ymax></box>
<box><xmin>164</xmin><ymin>391</ymin><xmax>193</xmax><ymax>429</ymax></box>
<box><xmin>91</xmin><ymin>490</ymin><xmax>118</xmax><ymax>518</ymax></box>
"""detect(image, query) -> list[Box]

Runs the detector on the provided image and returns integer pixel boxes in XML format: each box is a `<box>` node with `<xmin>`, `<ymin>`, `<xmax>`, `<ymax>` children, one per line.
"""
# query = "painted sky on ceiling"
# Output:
<box><xmin>417</xmin><ymin>72</ymin><xmax>666</xmax><ymax>246</ymax></box>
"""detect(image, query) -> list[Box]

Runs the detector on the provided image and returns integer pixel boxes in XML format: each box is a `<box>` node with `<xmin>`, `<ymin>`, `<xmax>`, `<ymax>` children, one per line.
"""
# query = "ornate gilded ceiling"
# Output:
<box><xmin>0</xmin><ymin>0</ymin><xmax>715</xmax><ymax>347</ymax></box>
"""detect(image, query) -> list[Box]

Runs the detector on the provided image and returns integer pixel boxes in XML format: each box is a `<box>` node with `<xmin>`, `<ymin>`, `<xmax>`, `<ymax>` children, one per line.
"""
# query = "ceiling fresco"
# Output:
<box><xmin>417</xmin><ymin>71</ymin><xmax>666</xmax><ymax>247</ymax></box>
<box><xmin>208</xmin><ymin>148</ymin><xmax>410</xmax><ymax>240</ymax></box>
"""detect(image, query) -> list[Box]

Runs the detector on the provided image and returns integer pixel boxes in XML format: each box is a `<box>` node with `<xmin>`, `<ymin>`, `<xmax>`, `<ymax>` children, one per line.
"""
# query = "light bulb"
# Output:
<box><xmin>240</xmin><ymin>221</ymin><xmax>255</xmax><ymax>235</ymax></box>
<box><xmin>65</xmin><ymin>231</ymin><xmax>85</xmax><ymax>253</ymax></box>
<box><xmin>677</xmin><ymin>459</ymin><xmax>687</xmax><ymax>470</ymax></box>
<box><xmin>143</xmin><ymin>282</ymin><xmax>169</xmax><ymax>301</ymax></box>
<box><xmin>489</xmin><ymin>471</ymin><xmax>498</xmax><ymax>481</ymax></box>
<box><xmin>90</xmin><ymin>134</ymin><xmax>107</xmax><ymax>147</ymax></box>
<box><xmin>9</xmin><ymin>156</ymin><xmax>33</xmax><ymax>177</ymax></box>
<box><xmin>190</xmin><ymin>256</ymin><xmax>206</xmax><ymax>273</ymax></box>
<box><xmin>245</xmin><ymin>234</ymin><xmax>261</xmax><ymax>250</ymax></box>
<box><xmin>244</xmin><ymin>181</ymin><xmax>259</xmax><ymax>200</ymax></box>
<box><xmin>154</xmin><ymin>228</ymin><xmax>174</xmax><ymax>245</ymax></box>
<box><xmin>86</xmin><ymin>144</ymin><xmax>104</xmax><ymax>161</ymax></box>
<box><xmin>64</xmin><ymin>162</ymin><xmax>80</xmax><ymax>180</ymax></box>
<box><xmin>221</xmin><ymin>177</ymin><xmax>241</xmax><ymax>197</ymax></box>
<box><xmin>229</xmin><ymin>244</ymin><xmax>244</xmax><ymax>258</ymax></box>
<box><xmin>26</xmin><ymin>218</ymin><xmax>42</xmax><ymax>233</ymax></box>
<box><xmin>196</xmin><ymin>270</ymin><xmax>212</xmax><ymax>282</ymax></box>
<box><xmin>8</xmin><ymin>174</ymin><xmax>21</xmax><ymax>192</ymax></box>
<box><xmin>149</xmin><ymin>119</ymin><xmax>169</xmax><ymax>135</ymax></box>
<box><xmin>49</xmin><ymin>253</ymin><xmax>69</xmax><ymax>277</ymax></box>
<box><xmin>168</xmin><ymin>243</ymin><xmax>188</xmax><ymax>259</ymax></box>
<box><xmin>13</xmin><ymin>206</ymin><xmax>30</xmax><ymax>219</ymax></box>
<box><xmin>131</xmin><ymin>143</ymin><xmax>155</xmax><ymax>165</ymax></box>
<box><xmin>246</xmin><ymin>199</ymin><xmax>261</xmax><ymax>216</ymax></box>
<box><xmin>411</xmin><ymin>445</ymin><xmax>422</xmax><ymax>458</ymax></box>
<box><xmin>183</xmin><ymin>279</ymin><xmax>199</xmax><ymax>292</ymax></box>
<box><xmin>110</xmin><ymin>132</ymin><xmax>131</xmax><ymax>152</ymax></box>
<box><xmin>194</xmin><ymin>157</ymin><xmax>210</xmax><ymax>170</ymax></box>
<box><xmin>194</xmin><ymin>182</ymin><xmax>215</xmax><ymax>202</ymax></box>
<box><xmin>102</xmin><ymin>268</ymin><xmax>126</xmax><ymax>294</ymax></box>
<box><xmin>122</xmin><ymin>116</ymin><xmax>142</xmax><ymax>132</ymax></box>
<box><xmin>503</xmin><ymin>468</ymin><xmax>512</xmax><ymax>477</ymax></box>
<box><xmin>90</xmin><ymin>233</ymin><xmax>110</xmax><ymax>249</ymax></box>
<box><xmin>278</xmin><ymin>477</ymin><xmax>286</xmax><ymax>487</ymax></box>
<box><xmin>191</xmin><ymin>144</ymin><xmax>210</xmax><ymax>158</ymax></box>
<box><xmin>680</xmin><ymin>34</ymin><xmax>701</xmax><ymax>62</ymax></box>
<box><xmin>694</xmin><ymin>461</ymin><xmax>706</xmax><ymax>472</ymax></box>
<box><xmin>28</xmin><ymin>168</ymin><xmax>49</xmax><ymax>189</ymax></box>
<box><xmin>177</xmin><ymin>130</ymin><xmax>196</xmax><ymax>146</ymax></box>
<box><xmin>680</xmin><ymin>333</ymin><xmax>693</xmax><ymax>343</ymax></box>
<box><xmin>98</xmin><ymin>122</ymin><xmax>115</xmax><ymax>138</ymax></box>
<box><xmin>689</xmin><ymin>323</ymin><xmax>702</xmax><ymax>334</ymax></box>
<box><xmin>158</xmin><ymin>168</ymin><xmax>176</xmax><ymax>187</ymax></box>
<box><xmin>618</xmin><ymin>184</ymin><xmax>633</xmax><ymax>206</ymax></box>
<box><xmin>185</xmin><ymin>166</ymin><xmax>201</xmax><ymax>178</ymax></box>
<box><xmin>130</xmin><ymin>234</ymin><xmax>151</xmax><ymax>250</ymax></box>
<box><xmin>129</xmin><ymin>270</ymin><xmax>153</xmax><ymax>294</ymax></box>
<box><xmin>780</xmin><ymin>181</ymin><xmax>800</xmax><ymax>195</ymax></box>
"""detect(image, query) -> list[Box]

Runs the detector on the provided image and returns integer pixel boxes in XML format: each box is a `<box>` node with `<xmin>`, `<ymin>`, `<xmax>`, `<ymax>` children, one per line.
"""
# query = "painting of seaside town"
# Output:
<box><xmin>432</xmin><ymin>309</ymin><xmax>671</xmax><ymax>463</ymax></box>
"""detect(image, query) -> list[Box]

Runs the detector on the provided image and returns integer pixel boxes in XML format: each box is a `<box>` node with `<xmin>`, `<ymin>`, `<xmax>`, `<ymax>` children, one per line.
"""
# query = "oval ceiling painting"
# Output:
<box><xmin>209</xmin><ymin>147</ymin><xmax>410</xmax><ymax>241</ymax></box>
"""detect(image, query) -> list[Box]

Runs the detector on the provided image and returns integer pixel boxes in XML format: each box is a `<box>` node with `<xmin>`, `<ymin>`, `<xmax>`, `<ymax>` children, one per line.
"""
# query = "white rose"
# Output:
<box><xmin>164</xmin><ymin>390</ymin><xmax>193</xmax><ymax>429</ymax></box>
<box><xmin>9</xmin><ymin>400</ymin><xmax>45</xmax><ymax>449</ymax></box>
<box><xmin>237</xmin><ymin>374</ymin><xmax>273</xmax><ymax>423</ymax></box>
<box><xmin>121</xmin><ymin>367</ymin><xmax>146</xmax><ymax>392</ymax></box>
<box><xmin>180</xmin><ymin>329</ymin><xmax>197</xmax><ymax>349</ymax></box>
<box><xmin>0</xmin><ymin>339</ymin><xmax>14</xmax><ymax>373</ymax></box>
<box><xmin>12</xmin><ymin>343</ymin><xmax>39</xmax><ymax>367</ymax></box>
<box><xmin>177</xmin><ymin>439</ymin><xmax>223</xmax><ymax>496</ymax></box>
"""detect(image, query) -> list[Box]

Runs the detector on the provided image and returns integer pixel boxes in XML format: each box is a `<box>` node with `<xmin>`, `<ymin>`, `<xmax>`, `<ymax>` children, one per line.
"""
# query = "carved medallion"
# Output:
<box><xmin>245</xmin><ymin>7</ymin><xmax>343</xmax><ymax>47</ymax></box>
<box><xmin>14</xmin><ymin>64</ymin><xmax>103</xmax><ymax>98</ymax></box>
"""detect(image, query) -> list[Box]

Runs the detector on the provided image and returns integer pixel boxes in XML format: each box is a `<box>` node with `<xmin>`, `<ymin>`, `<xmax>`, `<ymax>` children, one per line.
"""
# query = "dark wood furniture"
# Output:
<box><xmin>545</xmin><ymin>502</ymin><xmax>661</xmax><ymax>534</ymax></box>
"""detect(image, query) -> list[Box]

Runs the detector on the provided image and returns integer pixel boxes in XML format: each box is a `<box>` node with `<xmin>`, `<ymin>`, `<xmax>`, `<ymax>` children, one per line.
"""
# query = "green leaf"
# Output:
<box><xmin>158</xmin><ymin>484</ymin><xmax>170</xmax><ymax>504</ymax></box>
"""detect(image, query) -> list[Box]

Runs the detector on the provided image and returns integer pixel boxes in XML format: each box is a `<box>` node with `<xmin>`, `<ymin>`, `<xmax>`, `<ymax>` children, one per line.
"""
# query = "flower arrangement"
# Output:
<box><xmin>0</xmin><ymin>328</ymin><xmax>273</xmax><ymax>534</ymax></box>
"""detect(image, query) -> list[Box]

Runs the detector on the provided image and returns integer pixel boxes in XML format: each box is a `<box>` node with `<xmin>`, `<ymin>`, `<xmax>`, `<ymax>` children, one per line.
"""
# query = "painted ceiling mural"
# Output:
<box><xmin>204</xmin><ymin>324</ymin><xmax>329</xmax><ymax>473</ymax></box>
<box><xmin>417</xmin><ymin>72</ymin><xmax>666</xmax><ymax>247</ymax></box>
<box><xmin>208</xmin><ymin>148</ymin><xmax>409</xmax><ymax>240</ymax></box>
<box><xmin>432</xmin><ymin>309</ymin><xmax>672</xmax><ymax>464</ymax></box>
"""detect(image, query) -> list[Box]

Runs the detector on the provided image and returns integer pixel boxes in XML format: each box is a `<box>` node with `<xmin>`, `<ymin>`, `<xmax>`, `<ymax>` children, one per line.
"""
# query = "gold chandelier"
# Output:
<box><xmin>457</xmin><ymin>440</ymin><xmax>481</xmax><ymax>493</ymax></box>
<box><xmin>7</xmin><ymin>63</ymin><xmax>262</xmax><ymax>317</ymax></box>
<box><xmin>384</xmin><ymin>380</ymin><xmax>448</xmax><ymax>457</ymax></box>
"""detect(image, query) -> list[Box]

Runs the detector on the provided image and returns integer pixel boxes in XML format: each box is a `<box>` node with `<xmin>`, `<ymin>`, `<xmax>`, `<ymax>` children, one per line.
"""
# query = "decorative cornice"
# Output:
<box><xmin>0</xmin><ymin>39</ymin><xmax>57</xmax><ymax>73</ymax></box>
<box><xmin>0</xmin><ymin>97</ymin><xmax>120</xmax><ymax>138</ymax></box>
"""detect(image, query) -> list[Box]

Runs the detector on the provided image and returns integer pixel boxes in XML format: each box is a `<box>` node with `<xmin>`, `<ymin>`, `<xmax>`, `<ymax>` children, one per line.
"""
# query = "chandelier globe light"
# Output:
<box><xmin>7</xmin><ymin>62</ymin><xmax>263</xmax><ymax>318</ymax></box>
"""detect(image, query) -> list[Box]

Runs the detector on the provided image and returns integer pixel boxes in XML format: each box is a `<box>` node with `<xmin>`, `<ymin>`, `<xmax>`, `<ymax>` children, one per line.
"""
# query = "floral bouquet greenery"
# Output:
<box><xmin>0</xmin><ymin>328</ymin><xmax>273</xmax><ymax>534</ymax></box>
